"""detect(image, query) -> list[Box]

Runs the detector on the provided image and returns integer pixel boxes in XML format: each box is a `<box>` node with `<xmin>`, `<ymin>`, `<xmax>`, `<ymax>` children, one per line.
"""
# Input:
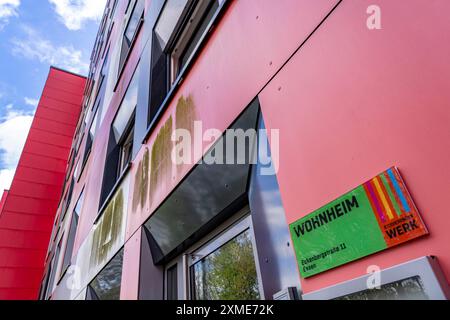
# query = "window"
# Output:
<box><xmin>98</xmin><ymin>51</ymin><xmax>109</xmax><ymax>95</ymax></box>
<box><xmin>189</xmin><ymin>215</ymin><xmax>260</xmax><ymax>300</ymax></box>
<box><xmin>110</xmin><ymin>0</ymin><xmax>118</xmax><ymax>18</ymax></box>
<box><xmin>73</xmin><ymin>159</ymin><xmax>81</xmax><ymax>181</ymax></box>
<box><xmin>161</xmin><ymin>213</ymin><xmax>262</xmax><ymax>300</ymax></box>
<box><xmin>83</xmin><ymin>109</ymin><xmax>99</xmax><ymax>165</ymax></box>
<box><xmin>46</xmin><ymin>238</ymin><xmax>62</xmax><ymax>299</ymax></box>
<box><xmin>166</xmin><ymin>264</ymin><xmax>178</xmax><ymax>300</ymax></box>
<box><xmin>118</xmin><ymin>0</ymin><xmax>144</xmax><ymax>75</ymax></box>
<box><xmin>59</xmin><ymin>177</ymin><xmax>74</xmax><ymax>224</ymax></box>
<box><xmin>170</xmin><ymin>0</ymin><xmax>221</xmax><ymax>81</ymax></box>
<box><xmin>39</xmin><ymin>267</ymin><xmax>51</xmax><ymax>300</ymax></box>
<box><xmin>99</xmin><ymin>64</ymin><xmax>139</xmax><ymax>209</ymax></box>
<box><xmin>117</xmin><ymin>123</ymin><xmax>134</xmax><ymax>178</ymax></box>
<box><xmin>87</xmin><ymin>249</ymin><xmax>124</xmax><ymax>300</ymax></box>
<box><xmin>60</xmin><ymin>189</ymin><xmax>84</xmax><ymax>278</ymax></box>
<box><xmin>334</xmin><ymin>276</ymin><xmax>429</xmax><ymax>300</ymax></box>
<box><xmin>148</xmin><ymin>0</ymin><xmax>224</xmax><ymax>126</ymax></box>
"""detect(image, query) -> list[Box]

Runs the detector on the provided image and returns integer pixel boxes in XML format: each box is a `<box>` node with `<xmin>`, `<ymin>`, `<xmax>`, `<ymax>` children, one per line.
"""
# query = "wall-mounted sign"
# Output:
<box><xmin>290</xmin><ymin>167</ymin><xmax>428</xmax><ymax>278</ymax></box>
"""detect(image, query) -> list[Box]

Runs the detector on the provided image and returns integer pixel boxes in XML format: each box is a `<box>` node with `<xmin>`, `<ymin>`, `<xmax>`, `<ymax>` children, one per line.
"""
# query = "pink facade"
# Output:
<box><xmin>259</xmin><ymin>0</ymin><xmax>450</xmax><ymax>293</ymax></box>
<box><xmin>36</xmin><ymin>0</ymin><xmax>450</xmax><ymax>300</ymax></box>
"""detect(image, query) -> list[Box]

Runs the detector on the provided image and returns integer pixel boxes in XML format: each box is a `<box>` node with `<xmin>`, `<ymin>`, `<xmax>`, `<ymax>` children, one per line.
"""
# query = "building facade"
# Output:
<box><xmin>0</xmin><ymin>68</ymin><xmax>85</xmax><ymax>300</ymax></box>
<box><xmin>4</xmin><ymin>0</ymin><xmax>449</xmax><ymax>300</ymax></box>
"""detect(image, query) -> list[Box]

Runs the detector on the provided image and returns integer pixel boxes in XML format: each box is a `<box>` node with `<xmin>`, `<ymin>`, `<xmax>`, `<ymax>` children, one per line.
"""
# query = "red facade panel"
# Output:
<box><xmin>0</xmin><ymin>288</ymin><xmax>37</xmax><ymax>300</ymax></box>
<box><xmin>21</xmin><ymin>141</ymin><xmax>70</xmax><ymax>161</ymax></box>
<box><xmin>34</xmin><ymin>106</ymin><xmax>80</xmax><ymax>125</ymax></box>
<box><xmin>259</xmin><ymin>0</ymin><xmax>450</xmax><ymax>293</ymax></box>
<box><xmin>0</xmin><ymin>67</ymin><xmax>85</xmax><ymax>300</ymax></box>
<box><xmin>30</xmin><ymin>118</ymin><xmax>76</xmax><ymax>138</ymax></box>
<box><xmin>18</xmin><ymin>153</ymin><xmax>68</xmax><ymax>174</ymax></box>
<box><xmin>0</xmin><ymin>191</ymin><xmax>7</xmax><ymax>216</ymax></box>
<box><xmin>3</xmin><ymin>195</ymin><xmax>57</xmax><ymax>216</ymax></box>
<box><xmin>38</xmin><ymin>97</ymin><xmax>80</xmax><ymax>115</ymax></box>
<box><xmin>0</xmin><ymin>248</ymin><xmax>47</xmax><ymax>268</ymax></box>
<box><xmin>8</xmin><ymin>181</ymin><xmax>62</xmax><ymax>201</ymax></box>
<box><xmin>26</xmin><ymin>128</ymin><xmax>74</xmax><ymax>149</ymax></box>
<box><xmin>13</xmin><ymin>168</ymin><xmax>64</xmax><ymax>186</ymax></box>
<box><xmin>0</xmin><ymin>213</ymin><xmax>53</xmax><ymax>233</ymax></box>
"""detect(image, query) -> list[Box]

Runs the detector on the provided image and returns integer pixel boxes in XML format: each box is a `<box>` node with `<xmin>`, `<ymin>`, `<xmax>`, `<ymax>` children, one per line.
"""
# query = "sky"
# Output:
<box><xmin>0</xmin><ymin>0</ymin><xmax>107</xmax><ymax>194</ymax></box>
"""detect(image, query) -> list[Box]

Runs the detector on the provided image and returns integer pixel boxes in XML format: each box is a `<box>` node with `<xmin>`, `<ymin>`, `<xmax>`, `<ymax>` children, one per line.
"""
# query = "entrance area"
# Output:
<box><xmin>165</xmin><ymin>210</ymin><xmax>262</xmax><ymax>300</ymax></box>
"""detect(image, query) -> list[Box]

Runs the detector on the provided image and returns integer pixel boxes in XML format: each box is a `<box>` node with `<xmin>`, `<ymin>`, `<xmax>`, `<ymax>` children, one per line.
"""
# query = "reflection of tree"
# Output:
<box><xmin>335</xmin><ymin>276</ymin><xmax>429</xmax><ymax>300</ymax></box>
<box><xmin>194</xmin><ymin>231</ymin><xmax>260</xmax><ymax>300</ymax></box>
<box><xmin>90</xmin><ymin>249</ymin><xmax>124</xmax><ymax>300</ymax></box>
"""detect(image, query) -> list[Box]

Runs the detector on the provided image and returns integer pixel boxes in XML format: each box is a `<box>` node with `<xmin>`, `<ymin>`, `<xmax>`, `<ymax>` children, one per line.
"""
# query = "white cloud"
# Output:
<box><xmin>11</xmin><ymin>26</ymin><xmax>89</xmax><ymax>74</ymax></box>
<box><xmin>0</xmin><ymin>0</ymin><xmax>20</xmax><ymax>30</ymax></box>
<box><xmin>49</xmin><ymin>0</ymin><xmax>107</xmax><ymax>31</ymax></box>
<box><xmin>0</xmin><ymin>105</ymin><xmax>34</xmax><ymax>193</ymax></box>
<box><xmin>24</xmin><ymin>97</ymin><xmax>39</xmax><ymax>107</ymax></box>
<box><xmin>0</xmin><ymin>168</ymin><xmax>14</xmax><ymax>193</ymax></box>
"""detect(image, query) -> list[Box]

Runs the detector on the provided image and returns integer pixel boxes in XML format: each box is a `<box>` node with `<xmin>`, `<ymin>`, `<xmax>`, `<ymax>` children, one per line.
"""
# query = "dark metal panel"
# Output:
<box><xmin>139</xmin><ymin>227</ymin><xmax>164</xmax><ymax>300</ymax></box>
<box><xmin>143</xmin><ymin>101</ymin><xmax>259</xmax><ymax>264</ymax></box>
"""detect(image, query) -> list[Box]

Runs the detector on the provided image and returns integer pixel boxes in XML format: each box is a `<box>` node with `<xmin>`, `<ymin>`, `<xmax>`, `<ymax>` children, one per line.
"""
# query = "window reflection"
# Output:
<box><xmin>191</xmin><ymin>230</ymin><xmax>260</xmax><ymax>300</ymax></box>
<box><xmin>154</xmin><ymin>0</ymin><xmax>189</xmax><ymax>47</ymax></box>
<box><xmin>334</xmin><ymin>276</ymin><xmax>429</xmax><ymax>300</ymax></box>
<box><xmin>89</xmin><ymin>249</ymin><xmax>124</xmax><ymax>300</ymax></box>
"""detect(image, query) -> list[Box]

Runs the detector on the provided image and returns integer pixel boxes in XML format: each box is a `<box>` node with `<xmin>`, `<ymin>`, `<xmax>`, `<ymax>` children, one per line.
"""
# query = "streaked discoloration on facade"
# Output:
<box><xmin>132</xmin><ymin>147</ymin><xmax>149</xmax><ymax>212</ymax></box>
<box><xmin>150</xmin><ymin>116</ymin><xmax>173</xmax><ymax>203</ymax></box>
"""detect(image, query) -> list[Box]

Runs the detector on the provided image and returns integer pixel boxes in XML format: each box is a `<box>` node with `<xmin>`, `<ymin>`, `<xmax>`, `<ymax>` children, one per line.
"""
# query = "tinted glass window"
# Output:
<box><xmin>60</xmin><ymin>189</ymin><xmax>84</xmax><ymax>275</ymax></box>
<box><xmin>178</xmin><ymin>0</ymin><xmax>220</xmax><ymax>73</ymax></box>
<box><xmin>167</xmin><ymin>264</ymin><xmax>178</xmax><ymax>300</ymax></box>
<box><xmin>125</xmin><ymin>0</ymin><xmax>144</xmax><ymax>44</ymax></box>
<box><xmin>191</xmin><ymin>230</ymin><xmax>260</xmax><ymax>300</ymax></box>
<box><xmin>335</xmin><ymin>276</ymin><xmax>429</xmax><ymax>300</ymax></box>
<box><xmin>112</xmin><ymin>66</ymin><xmax>139</xmax><ymax>139</ymax></box>
<box><xmin>154</xmin><ymin>0</ymin><xmax>188</xmax><ymax>47</ymax></box>
<box><xmin>89</xmin><ymin>249</ymin><xmax>124</xmax><ymax>300</ymax></box>
<box><xmin>46</xmin><ymin>239</ymin><xmax>62</xmax><ymax>299</ymax></box>
<box><xmin>119</xmin><ymin>0</ymin><xmax>144</xmax><ymax>73</ymax></box>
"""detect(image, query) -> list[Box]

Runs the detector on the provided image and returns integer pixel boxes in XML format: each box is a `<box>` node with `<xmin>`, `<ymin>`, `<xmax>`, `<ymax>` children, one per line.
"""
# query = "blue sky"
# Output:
<box><xmin>0</xmin><ymin>0</ymin><xmax>107</xmax><ymax>193</ymax></box>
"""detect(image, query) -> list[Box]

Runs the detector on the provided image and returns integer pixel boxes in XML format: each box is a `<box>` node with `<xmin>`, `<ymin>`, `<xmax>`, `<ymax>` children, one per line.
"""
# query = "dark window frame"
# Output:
<box><xmin>97</xmin><ymin>61</ymin><xmax>140</xmax><ymax>220</ymax></box>
<box><xmin>116</xmin><ymin>115</ymin><xmax>135</xmax><ymax>179</ymax></box>
<box><xmin>58</xmin><ymin>188</ymin><xmax>85</xmax><ymax>282</ymax></box>
<box><xmin>96</xmin><ymin>112</ymin><xmax>135</xmax><ymax>221</ymax></box>
<box><xmin>116</xmin><ymin>0</ymin><xmax>145</xmax><ymax>90</ymax></box>
<box><xmin>145</xmin><ymin>0</ymin><xmax>229</xmax><ymax>142</ymax></box>
<box><xmin>166</xmin><ymin>263</ymin><xmax>178</xmax><ymax>300</ymax></box>
<box><xmin>80</xmin><ymin>103</ymin><xmax>100</xmax><ymax>174</ymax></box>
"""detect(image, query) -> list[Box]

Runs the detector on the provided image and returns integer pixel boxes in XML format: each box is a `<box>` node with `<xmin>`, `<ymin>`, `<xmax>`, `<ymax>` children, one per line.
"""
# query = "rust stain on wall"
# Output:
<box><xmin>176</xmin><ymin>95</ymin><xmax>197</xmax><ymax>132</ymax></box>
<box><xmin>150</xmin><ymin>116</ymin><xmax>173</xmax><ymax>203</ymax></box>
<box><xmin>132</xmin><ymin>147</ymin><xmax>149</xmax><ymax>212</ymax></box>
<box><xmin>90</xmin><ymin>188</ymin><xmax>124</xmax><ymax>270</ymax></box>
<box><xmin>175</xmin><ymin>95</ymin><xmax>197</xmax><ymax>174</ymax></box>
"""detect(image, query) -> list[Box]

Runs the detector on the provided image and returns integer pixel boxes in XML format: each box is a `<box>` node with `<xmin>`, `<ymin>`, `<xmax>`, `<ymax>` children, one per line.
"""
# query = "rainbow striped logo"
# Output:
<box><xmin>363</xmin><ymin>168</ymin><xmax>411</xmax><ymax>222</ymax></box>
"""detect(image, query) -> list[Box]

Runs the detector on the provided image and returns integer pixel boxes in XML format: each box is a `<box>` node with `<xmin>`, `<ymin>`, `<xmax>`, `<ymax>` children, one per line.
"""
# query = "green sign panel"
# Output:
<box><xmin>289</xmin><ymin>167</ymin><xmax>428</xmax><ymax>278</ymax></box>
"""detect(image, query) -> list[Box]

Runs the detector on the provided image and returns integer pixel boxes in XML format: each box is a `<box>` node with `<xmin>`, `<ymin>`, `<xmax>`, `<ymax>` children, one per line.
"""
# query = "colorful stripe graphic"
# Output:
<box><xmin>387</xmin><ymin>168</ymin><xmax>411</xmax><ymax>213</ymax></box>
<box><xmin>363</xmin><ymin>168</ymin><xmax>412</xmax><ymax>221</ymax></box>
<box><xmin>364</xmin><ymin>180</ymin><xmax>386</xmax><ymax>222</ymax></box>
<box><xmin>380</xmin><ymin>173</ymin><xmax>401</xmax><ymax>217</ymax></box>
<box><xmin>372</xmin><ymin>176</ymin><xmax>394</xmax><ymax>220</ymax></box>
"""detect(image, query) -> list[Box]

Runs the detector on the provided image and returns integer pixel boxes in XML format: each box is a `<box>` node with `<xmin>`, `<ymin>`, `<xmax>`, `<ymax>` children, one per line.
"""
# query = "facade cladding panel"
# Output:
<box><xmin>0</xmin><ymin>68</ymin><xmax>85</xmax><ymax>300</ymax></box>
<box><xmin>1</xmin><ymin>0</ymin><xmax>447</xmax><ymax>300</ymax></box>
